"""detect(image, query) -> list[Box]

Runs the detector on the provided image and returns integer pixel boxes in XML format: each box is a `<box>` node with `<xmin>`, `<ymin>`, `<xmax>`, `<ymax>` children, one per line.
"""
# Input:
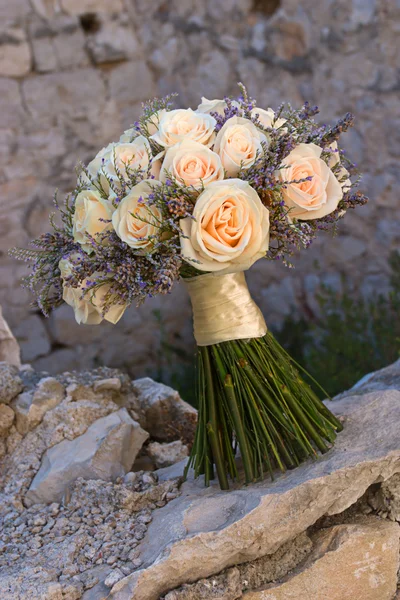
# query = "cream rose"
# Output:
<box><xmin>112</xmin><ymin>180</ymin><xmax>162</xmax><ymax>251</ymax></box>
<box><xmin>90</xmin><ymin>282</ymin><xmax>127</xmax><ymax>324</ymax></box>
<box><xmin>278</xmin><ymin>143</ymin><xmax>344</xmax><ymax>220</ymax></box>
<box><xmin>79</xmin><ymin>143</ymin><xmax>113</xmax><ymax>189</ymax></box>
<box><xmin>160</xmin><ymin>140</ymin><xmax>224</xmax><ymax>189</ymax></box>
<box><xmin>73</xmin><ymin>190</ymin><xmax>114</xmax><ymax>253</ymax></box>
<box><xmin>104</xmin><ymin>136</ymin><xmax>160</xmax><ymax>183</ymax></box>
<box><xmin>196</xmin><ymin>97</ymin><xmax>240</xmax><ymax>116</ymax></box>
<box><xmin>213</xmin><ymin>116</ymin><xmax>267</xmax><ymax>177</ymax></box>
<box><xmin>151</xmin><ymin>109</ymin><xmax>216</xmax><ymax>148</ymax></box>
<box><xmin>147</xmin><ymin>109</ymin><xmax>166</xmax><ymax>135</ymax></box>
<box><xmin>119</xmin><ymin>127</ymin><xmax>138</xmax><ymax>143</ymax></box>
<box><xmin>59</xmin><ymin>258</ymin><xmax>126</xmax><ymax>325</ymax></box>
<box><xmin>250</xmin><ymin>107</ymin><xmax>287</xmax><ymax>130</ymax></box>
<box><xmin>180</xmin><ymin>179</ymin><xmax>270</xmax><ymax>273</ymax></box>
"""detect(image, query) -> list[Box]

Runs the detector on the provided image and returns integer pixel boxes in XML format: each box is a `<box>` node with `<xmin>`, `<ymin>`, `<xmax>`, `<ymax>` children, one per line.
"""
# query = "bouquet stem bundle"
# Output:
<box><xmin>185</xmin><ymin>332</ymin><xmax>343</xmax><ymax>490</ymax></box>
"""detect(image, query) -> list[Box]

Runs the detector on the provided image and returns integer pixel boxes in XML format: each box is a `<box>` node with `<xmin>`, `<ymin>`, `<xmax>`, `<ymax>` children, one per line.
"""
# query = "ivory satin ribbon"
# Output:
<box><xmin>183</xmin><ymin>271</ymin><xmax>267</xmax><ymax>346</ymax></box>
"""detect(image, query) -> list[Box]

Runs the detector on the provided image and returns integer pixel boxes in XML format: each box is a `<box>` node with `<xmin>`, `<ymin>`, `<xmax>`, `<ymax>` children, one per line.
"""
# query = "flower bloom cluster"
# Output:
<box><xmin>11</xmin><ymin>84</ymin><xmax>367</xmax><ymax>323</ymax></box>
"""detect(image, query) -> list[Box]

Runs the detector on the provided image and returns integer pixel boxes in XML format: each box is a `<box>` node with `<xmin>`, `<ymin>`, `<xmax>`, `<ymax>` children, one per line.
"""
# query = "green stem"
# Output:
<box><xmin>280</xmin><ymin>386</ymin><xmax>329</xmax><ymax>453</ymax></box>
<box><xmin>223</xmin><ymin>373</ymin><xmax>255</xmax><ymax>484</ymax></box>
<box><xmin>201</xmin><ymin>347</ymin><xmax>229</xmax><ymax>490</ymax></box>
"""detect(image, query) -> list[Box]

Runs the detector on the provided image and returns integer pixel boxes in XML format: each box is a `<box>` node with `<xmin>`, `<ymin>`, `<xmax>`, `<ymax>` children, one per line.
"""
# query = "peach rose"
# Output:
<box><xmin>250</xmin><ymin>107</ymin><xmax>287</xmax><ymax>130</ymax></box>
<box><xmin>59</xmin><ymin>258</ymin><xmax>126</xmax><ymax>325</ymax></box>
<box><xmin>151</xmin><ymin>109</ymin><xmax>216</xmax><ymax>148</ymax></box>
<box><xmin>160</xmin><ymin>140</ymin><xmax>224</xmax><ymax>189</ymax></box>
<box><xmin>278</xmin><ymin>143</ymin><xmax>344</xmax><ymax>220</ymax></box>
<box><xmin>72</xmin><ymin>190</ymin><xmax>114</xmax><ymax>253</ymax></box>
<box><xmin>180</xmin><ymin>179</ymin><xmax>270</xmax><ymax>273</ymax></box>
<box><xmin>104</xmin><ymin>136</ymin><xmax>160</xmax><ymax>184</ymax></box>
<box><xmin>112</xmin><ymin>180</ymin><xmax>162</xmax><ymax>251</ymax></box>
<box><xmin>213</xmin><ymin>116</ymin><xmax>267</xmax><ymax>177</ymax></box>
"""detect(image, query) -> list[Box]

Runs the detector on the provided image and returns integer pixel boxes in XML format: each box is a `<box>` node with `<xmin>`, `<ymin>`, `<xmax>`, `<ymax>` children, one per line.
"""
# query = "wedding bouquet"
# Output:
<box><xmin>11</xmin><ymin>84</ymin><xmax>367</xmax><ymax>489</ymax></box>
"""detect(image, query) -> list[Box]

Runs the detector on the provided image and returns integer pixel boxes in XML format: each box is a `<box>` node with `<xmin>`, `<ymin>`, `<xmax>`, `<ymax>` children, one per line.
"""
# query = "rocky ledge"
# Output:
<box><xmin>0</xmin><ymin>357</ymin><xmax>400</xmax><ymax>600</ymax></box>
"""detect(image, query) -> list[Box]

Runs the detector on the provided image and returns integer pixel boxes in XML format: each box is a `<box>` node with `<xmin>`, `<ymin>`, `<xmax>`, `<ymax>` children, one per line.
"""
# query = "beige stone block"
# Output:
<box><xmin>60</xmin><ymin>0</ymin><xmax>123</xmax><ymax>15</ymax></box>
<box><xmin>243</xmin><ymin>519</ymin><xmax>399</xmax><ymax>600</ymax></box>
<box><xmin>0</xmin><ymin>29</ymin><xmax>31</xmax><ymax>77</ymax></box>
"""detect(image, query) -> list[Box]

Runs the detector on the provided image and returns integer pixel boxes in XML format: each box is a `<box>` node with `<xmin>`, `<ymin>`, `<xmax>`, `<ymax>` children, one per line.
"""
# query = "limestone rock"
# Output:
<box><xmin>104</xmin><ymin>569</ymin><xmax>124</xmax><ymax>588</ymax></box>
<box><xmin>0</xmin><ymin>362</ymin><xmax>23</xmax><ymax>404</ymax></box>
<box><xmin>108</xmin><ymin>389</ymin><xmax>400</xmax><ymax>600</ymax></box>
<box><xmin>32</xmin><ymin>376</ymin><xmax>65</xmax><ymax>410</ymax></box>
<box><xmin>0</xmin><ymin>306</ymin><xmax>20</xmax><ymax>367</ymax></box>
<box><xmin>368</xmin><ymin>472</ymin><xmax>400</xmax><ymax>522</ymax></box>
<box><xmin>25</xmin><ymin>408</ymin><xmax>149</xmax><ymax>505</ymax></box>
<box><xmin>11</xmin><ymin>392</ymin><xmax>36</xmax><ymax>435</ymax></box>
<box><xmin>0</xmin><ymin>403</ymin><xmax>14</xmax><ymax>435</ymax></box>
<box><xmin>147</xmin><ymin>440</ymin><xmax>189</xmax><ymax>469</ymax></box>
<box><xmin>12</xmin><ymin>378</ymin><xmax>64</xmax><ymax>434</ymax></box>
<box><xmin>132</xmin><ymin>378</ymin><xmax>197</xmax><ymax>445</ymax></box>
<box><xmin>93</xmin><ymin>378</ymin><xmax>122</xmax><ymax>393</ymax></box>
<box><xmin>165</xmin><ymin>533</ymin><xmax>313</xmax><ymax>600</ymax></box>
<box><xmin>348</xmin><ymin>358</ymin><xmax>400</xmax><ymax>394</ymax></box>
<box><xmin>243</xmin><ymin>518</ymin><xmax>399</xmax><ymax>600</ymax></box>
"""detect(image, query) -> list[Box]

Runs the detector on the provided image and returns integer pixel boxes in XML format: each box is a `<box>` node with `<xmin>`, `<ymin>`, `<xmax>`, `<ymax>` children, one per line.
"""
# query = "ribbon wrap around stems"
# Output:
<box><xmin>183</xmin><ymin>271</ymin><xmax>267</xmax><ymax>346</ymax></box>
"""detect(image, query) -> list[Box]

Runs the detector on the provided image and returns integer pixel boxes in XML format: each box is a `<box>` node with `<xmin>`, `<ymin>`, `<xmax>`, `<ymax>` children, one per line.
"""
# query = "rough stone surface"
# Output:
<box><xmin>132</xmin><ymin>378</ymin><xmax>197</xmax><ymax>445</ymax></box>
<box><xmin>0</xmin><ymin>306</ymin><xmax>20</xmax><ymax>367</ymax></box>
<box><xmin>147</xmin><ymin>440</ymin><xmax>189</xmax><ymax>469</ymax></box>
<box><xmin>243</xmin><ymin>518</ymin><xmax>399</xmax><ymax>600</ymax></box>
<box><xmin>368</xmin><ymin>473</ymin><xmax>400</xmax><ymax>523</ymax></box>
<box><xmin>11</xmin><ymin>377</ymin><xmax>65</xmax><ymax>435</ymax></box>
<box><xmin>165</xmin><ymin>533</ymin><xmax>314</xmax><ymax>600</ymax></box>
<box><xmin>0</xmin><ymin>0</ymin><xmax>398</xmax><ymax>376</ymax></box>
<box><xmin>0</xmin><ymin>404</ymin><xmax>14</xmax><ymax>436</ymax></box>
<box><xmin>1</xmin><ymin>359</ymin><xmax>400</xmax><ymax>599</ymax></box>
<box><xmin>345</xmin><ymin>358</ymin><xmax>400</xmax><ymax>395</ymax></box>
<box><xmin>108</xmin><ymin>388</ymin><xmax>400</xmax><ymax>599</ymax></box>
<box><xmin>0</xmin><ymin>362</ymin><xmax>23</xmax><ymax>404</ymax></box>
<box><xmin>0</xmin><ymin>363</ymin><xmax>188</xmax><ymax>600</ymax></box>
<box><xmin>25</xmin><ymin>408</ymin><xmax>149</xmax><ymax>505</ymax></box>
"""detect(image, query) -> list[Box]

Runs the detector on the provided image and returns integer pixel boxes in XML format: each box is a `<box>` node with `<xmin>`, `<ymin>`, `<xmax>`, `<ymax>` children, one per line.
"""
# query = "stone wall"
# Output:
<box><xmin>0</xmin><ymin>0</ymin><xmax>399</xmax><ymax>377</ymax></box>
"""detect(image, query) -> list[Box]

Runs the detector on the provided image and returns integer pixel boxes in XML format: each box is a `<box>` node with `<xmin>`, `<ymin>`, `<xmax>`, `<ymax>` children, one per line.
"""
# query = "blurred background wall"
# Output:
<box><xmin>0</xmin><ymin>0</ymin><xmax>399</xmax><ymax>380</ymax></box>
